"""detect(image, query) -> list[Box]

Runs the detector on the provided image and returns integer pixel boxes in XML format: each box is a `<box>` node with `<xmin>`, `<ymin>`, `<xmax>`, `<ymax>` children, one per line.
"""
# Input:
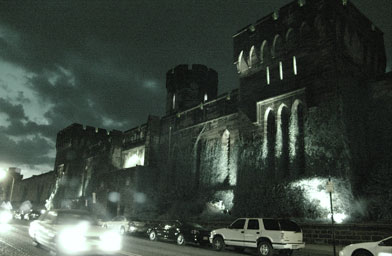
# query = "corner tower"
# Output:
<box><xmin>166</xmin><ymin>64</ymin><xmax>218</xmax><ymax>115</ymax></box>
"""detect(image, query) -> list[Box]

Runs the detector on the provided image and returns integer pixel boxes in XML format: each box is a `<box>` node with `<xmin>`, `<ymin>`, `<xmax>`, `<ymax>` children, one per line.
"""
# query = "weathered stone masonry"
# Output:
<box><xmin>46</xmin><ymin>0</ymin><xmax>391</xmax><ymax>221</ymax></box>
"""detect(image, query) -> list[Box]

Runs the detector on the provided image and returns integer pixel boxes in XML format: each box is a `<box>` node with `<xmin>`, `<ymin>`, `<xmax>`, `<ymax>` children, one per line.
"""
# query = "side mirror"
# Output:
<box><xmin>378</xmin><ymin>241</ymin><xmax>385</xmax><ymax>246</ymax></box>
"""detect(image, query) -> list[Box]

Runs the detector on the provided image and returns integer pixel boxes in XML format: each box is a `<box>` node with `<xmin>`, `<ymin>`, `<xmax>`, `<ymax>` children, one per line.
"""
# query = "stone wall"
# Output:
<box><xmin>12</xmin><ymin>171</ymin><xmax>55</xmax><ymax>209</ymax></box>
<box><xmin>301</xmin><ymin>223</ymin><xmax>392</xmax><ymax>245</ymax></box>
<box><xmin>187</xmin><ymin>220</ymin><xmax>392</xmax><ymax>246</ymax></box>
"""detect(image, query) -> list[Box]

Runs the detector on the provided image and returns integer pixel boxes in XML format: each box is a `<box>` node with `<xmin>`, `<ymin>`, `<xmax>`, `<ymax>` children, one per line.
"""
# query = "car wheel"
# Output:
<box><xmin>32</xmin><ymin>235</ymin><xmax>40</xmax><ymax>248</ymax></box>
<box><xmin>353</xmin><ymin>250</ymin><xmax>373</xmax><ymax>256</ymax></box>
<box><xmin>149</xmin><ymin>231</ymin><xmax>157</xmax><ymax>241</ymax></box>
<box><xmin>176</xmin><ymin>234</ymin><xmax>185</xmax><ymax>246</ymax></box>
<box><xmin>257</xmin><ymin>241</ymin><xmax>273</xmax><ymax>256</ymax></box>
<box><xmin>212</xmin><ymin>236</ymin><xmax>225</xmax><ymax>251</ymax></box>
<box><xmin>120</xmin><ymin>226</ymin><xmax>126</xmax><ymax>235</ymax></box>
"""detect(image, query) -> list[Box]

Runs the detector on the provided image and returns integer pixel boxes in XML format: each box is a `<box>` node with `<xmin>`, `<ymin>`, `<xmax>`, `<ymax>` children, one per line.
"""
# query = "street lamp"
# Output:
<box><xmin>0</xmin><ymin>169</ymin><xmax>15</xmax><ymax>203</ymax></box>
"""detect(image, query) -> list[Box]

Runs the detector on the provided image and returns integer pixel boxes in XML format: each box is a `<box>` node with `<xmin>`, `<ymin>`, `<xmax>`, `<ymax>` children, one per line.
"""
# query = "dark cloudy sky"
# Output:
<box><xmin>0</xmin><ymin>0</ymin><xmax>391</xmax><ymax>178</ymax></box>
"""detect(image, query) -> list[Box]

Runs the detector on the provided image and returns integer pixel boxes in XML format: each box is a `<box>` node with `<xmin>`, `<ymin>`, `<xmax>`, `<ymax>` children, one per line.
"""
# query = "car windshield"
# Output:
<box><xmin>186</xmin><ymin>222</ymin><xmax>203</xmax><ymax>229</ymax></box>
<box><xmin>57</xmin><ymin>212</ymin><xmax>98</xmax><ymax>225</ymax></box>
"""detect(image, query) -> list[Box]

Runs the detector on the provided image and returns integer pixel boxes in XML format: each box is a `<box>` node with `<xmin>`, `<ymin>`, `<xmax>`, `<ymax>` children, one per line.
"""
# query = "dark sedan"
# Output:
<box><xmin>148</xmin><ymin>220</ymin><xmax>210</xmax><ymax>246</ymax></box>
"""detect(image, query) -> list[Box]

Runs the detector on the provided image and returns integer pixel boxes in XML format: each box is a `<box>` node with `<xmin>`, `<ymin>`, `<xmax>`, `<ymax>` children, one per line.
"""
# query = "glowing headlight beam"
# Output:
<box><xmin>99</xmin><ymin>231</ymin><xmax>122</xmax><ymax>251</ymax></box>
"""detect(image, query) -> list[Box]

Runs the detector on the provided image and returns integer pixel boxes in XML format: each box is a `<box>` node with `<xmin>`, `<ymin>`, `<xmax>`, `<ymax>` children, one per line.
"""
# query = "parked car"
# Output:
<box><xmin>339</xmin><ymin>236</ymin><xmax>392</xmax><ymax>256</ymax></box>
<box><xmin>29</xmin><ymin>209</ymin><xmax>122</xmax><ymax>255</ymax></box>
<box><xmin>24</xmin><ymin>210</ymin><xmax>42</xmax><ymax>221</ymax></box>
<box><xmin>13</xmin><ymin>210</ymin><xmax>24</xmax><ymax>220</ymax></box>
<box><xmin>101</xmin><ymin>215</ymin><xmax>130</xmax><ymax>235</ymax></box>
<box><xmin>210</xmin><ymin>218</ymin><xmax>305</xmax><ymax>256</ymax></box>
<box><xmin>148</xmin><ymin>220</ymin><xmax>211</xmax><ymax>246</ymax></box>
<box><xmin>128</xmin><ymin>219</ymin><xmax>155</xmax><ymax>236</ymax></box>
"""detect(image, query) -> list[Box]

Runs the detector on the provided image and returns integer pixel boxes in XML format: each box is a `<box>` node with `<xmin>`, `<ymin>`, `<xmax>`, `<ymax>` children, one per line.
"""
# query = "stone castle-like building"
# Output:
<box><xmin>48</xmin><ymin>0</ymin><xmax>391</xmax><ymax>220</ymax></box>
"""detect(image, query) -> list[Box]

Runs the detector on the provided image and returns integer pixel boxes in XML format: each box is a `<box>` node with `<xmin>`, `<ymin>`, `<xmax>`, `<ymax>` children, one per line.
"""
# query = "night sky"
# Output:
<box><xmin>0</xmin><ymin>0</ymin><xmax>391</xmax><ymax>178</ymax></box>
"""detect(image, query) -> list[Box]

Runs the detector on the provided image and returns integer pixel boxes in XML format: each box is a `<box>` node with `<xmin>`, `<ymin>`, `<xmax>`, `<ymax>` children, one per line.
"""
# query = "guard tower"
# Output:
<box><xmin>166</xmin><ymin>64</ymin><xmax>218</xmax><ymax>115</ymax></box>
<box><xmin>233</xmin><ymin>0</ymin><xmax>386</xmax><ymax>121</ymax></box>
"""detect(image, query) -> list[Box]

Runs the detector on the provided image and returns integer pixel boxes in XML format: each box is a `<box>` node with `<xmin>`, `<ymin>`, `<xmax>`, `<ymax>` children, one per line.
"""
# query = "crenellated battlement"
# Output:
<box><xmin>233</xmin><ymin>0</ymin><xmax>385</xmax><ymax>79</ymax></box>
<box><xmin>166</xmin><ymin>64</ymin><xmax>218</xmax><ymax>115</ymax></box>
<box><xmin>56</xmin><ymin>123</ymin><xmax>122</xmax><ymax>150</ymax></box>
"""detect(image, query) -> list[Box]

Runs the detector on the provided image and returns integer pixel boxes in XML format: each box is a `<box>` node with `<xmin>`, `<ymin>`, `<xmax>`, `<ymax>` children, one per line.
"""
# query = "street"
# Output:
<box><xmin>0</xmin><ymin>221</ymin><xmax>335</xmax><ymax>256</ymax></box>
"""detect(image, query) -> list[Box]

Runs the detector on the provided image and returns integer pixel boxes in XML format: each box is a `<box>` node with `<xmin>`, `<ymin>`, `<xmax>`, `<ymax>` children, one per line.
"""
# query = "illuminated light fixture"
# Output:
<box><xmin>342</xmin><ymin>0</ymin><xmax>348</xmax><ymax>5</ymax></box>
<box><xmin>279</xmin><ymin>61</ymin><xmax>283</xmax><ymax>80</ymax></box>
<box><xmin>172</xmin><ymin>94</ymin><xmax>176</xmax><ymax>110</ymax></box>
<box><xmin>298</xmin><ymin>0</ymin><xmax>306</xmax><ymax>7</ymax></box>
<box><xmin>204</xmin><ymin>93</ymin><xmax>208</xmax><ymax>102</ymax></box>
<box><xmin>293</xmin><ymin>56</ymin><xmax>297</xmax><ymax>75</ymax></box>
<box><xmin>266</xmin><ymin>66</ymin><xmax>270</xmax><ymax>85</ymax></box>
<box><xmin>125</xmin><ymin>154</ymin><xmax>140</xmax><ymax>168</ymax></box>
<box><xmin>273</xmin><ymin>11</ymin><xmax>279</xmax><ymax>20</ymax></box>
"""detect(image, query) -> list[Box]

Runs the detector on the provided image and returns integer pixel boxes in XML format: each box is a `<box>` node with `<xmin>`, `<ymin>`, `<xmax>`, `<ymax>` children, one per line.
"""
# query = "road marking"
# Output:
<box><xmin>119</xmin><ymin>250</ymin><xmax>143</xmax><ymax>256</ymax></box>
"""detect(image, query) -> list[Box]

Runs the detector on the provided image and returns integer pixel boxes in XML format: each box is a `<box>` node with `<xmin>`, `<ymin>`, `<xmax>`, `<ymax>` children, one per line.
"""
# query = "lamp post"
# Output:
<box><xmin>0</xmin><ymin>169</ymin><xmax>15</xmax><ymax>203</ymax></box>
<box><xmin>326</xmin><ymin>177</ymin><xmax>337</xmax><ymax>256</ymax></box>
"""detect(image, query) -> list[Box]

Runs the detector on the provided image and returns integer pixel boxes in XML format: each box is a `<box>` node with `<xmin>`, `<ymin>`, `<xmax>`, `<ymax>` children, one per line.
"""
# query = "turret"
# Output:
<box><xmin>166</xmin><ymin>64</ymin><xmax>218</xmax><ymax>115</ymax></box>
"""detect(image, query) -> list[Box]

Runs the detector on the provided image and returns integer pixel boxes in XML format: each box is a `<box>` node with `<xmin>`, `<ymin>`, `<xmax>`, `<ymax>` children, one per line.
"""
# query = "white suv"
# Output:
<box><xmin>210</xmin><ymin>218</ymin><xmax>305</xmax><ymax>256</ymax></box>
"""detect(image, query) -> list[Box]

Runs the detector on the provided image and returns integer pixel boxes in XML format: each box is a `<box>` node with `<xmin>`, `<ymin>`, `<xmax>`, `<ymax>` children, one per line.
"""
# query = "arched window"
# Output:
<box><xmin>266</xmin><ymin>66</ymin><xmax>270</xmax><ymax>85</ymax></box>
<box><xmin>265</xmin><ymin>109</ymin><xmax>276</xmax><ymax>177</ymax></box>
<box><xmin>272</xmin><ymin>34</ymin><xmax>284</xmax><ymax>59</ymax></box>
<box><xmin>290</xmin><ymin>100</ymin><xmax>305</xmax><ymax>176</ymax></box>
<box><xmin>285</xmin><ymin>28</ymin><xmax>297</xmax><ymax>51</ymax></box>
<box><xmin>249</xmin><ymin>45</ymin><xmax>258</xmax><ymax>67</ymax></box>
<box><xmin>300</xmin><ymin>22</ymin><xmax>312</xmax><ymax>49</ymax></box>
<box><xmin>293</xmin><ymin>56</ymin><xmax>298</xmax><ymax>75</ymax></box>
<box><xmin>260</xmin><ymin>40</ymin><xmax>271</xmax><ymax>64</ymax></box>
<box><xmin>279</xmin><ymin>61</ymin><xmax>284</xmax><ymax>80</ymax></box>
<box><xmin>277</xmin><ymin>105</ymin><xmax>290</xmax><ymax>178</ymax></box>
<box><xmin>237</xmin><ymin>50</ymin><xmax>249</xmax><ymax>73</ymax></box>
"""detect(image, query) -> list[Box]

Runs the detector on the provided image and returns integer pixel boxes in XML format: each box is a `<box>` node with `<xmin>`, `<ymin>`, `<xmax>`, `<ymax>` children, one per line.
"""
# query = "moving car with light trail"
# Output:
<box><xmin>29</xmin><ymin>209</ymin><xmax>122</xmax><ymax>255</ymax></box>
<box><xmin>148</xmin><ymin>220</ymin><xmax>211</xmax><ymax>246</ymax></box>
<box><xmin>101</xmin><ymin>215</ymin><xmax>130</xmax><ymax>235</ymax></box>
<box><xmin>339</xmin><ymin>236</ymin><xmax>392</xmax><ymax>256</ymax></box>
<box><xmin>0</xmin><ymin>207</ymin><xmax>13</xmax><ymax>224</ymax></box>
<box><xmin>210</xmin><ymin>218</ymin><xmax>305</xmax><ymax>256</ymax></box>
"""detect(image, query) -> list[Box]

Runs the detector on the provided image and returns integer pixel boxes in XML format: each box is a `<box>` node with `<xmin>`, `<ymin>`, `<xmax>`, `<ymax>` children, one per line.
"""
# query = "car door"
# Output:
<box><xmin>375</xmin><ymin>237</ymin><xmax>392</xmax><ymax>255</ymax></box>
<box><xmin>224</xmin><ymin>219</ymin><xmax>246</xmax><ymax>247</ymax></box>
<box><xmin>243</xmin><ymin>219</ymin><xmax>260</xmax><ymax>248</ymax></box>
<box><xmin>261</xmin><ymin>219</ymin><xmax>282</xmax><ymax>244</ymax></box>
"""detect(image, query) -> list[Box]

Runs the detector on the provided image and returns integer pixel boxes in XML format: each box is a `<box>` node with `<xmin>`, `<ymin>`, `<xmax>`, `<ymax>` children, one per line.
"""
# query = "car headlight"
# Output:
<box><xmin>129</xmin><ymin>226</ymin><xmax>136</xmax><ymax>232</ymax></box>
<box><xmin>99</xmin><ymin>231</ymin><xmax>122</xmax><ymax>251</ymax></box>
<box><xmin>58</xmin><ymin>224</ymin><xmax>89</xmax><ymax>253</ymax></box>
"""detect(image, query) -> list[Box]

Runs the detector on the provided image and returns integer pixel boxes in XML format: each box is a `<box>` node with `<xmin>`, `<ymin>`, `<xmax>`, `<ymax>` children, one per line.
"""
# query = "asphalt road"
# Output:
<box><xmin>0</xmin><ymin>220</ymin><xmax>333</xmax><ymax>256</ymax></box>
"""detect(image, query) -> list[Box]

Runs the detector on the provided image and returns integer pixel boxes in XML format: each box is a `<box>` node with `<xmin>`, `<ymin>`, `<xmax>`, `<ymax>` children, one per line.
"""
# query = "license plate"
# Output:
<box><xmin>203</xmin><ymin>236</ymin><xmax>208</xmax><ymax>240</ymax></box>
